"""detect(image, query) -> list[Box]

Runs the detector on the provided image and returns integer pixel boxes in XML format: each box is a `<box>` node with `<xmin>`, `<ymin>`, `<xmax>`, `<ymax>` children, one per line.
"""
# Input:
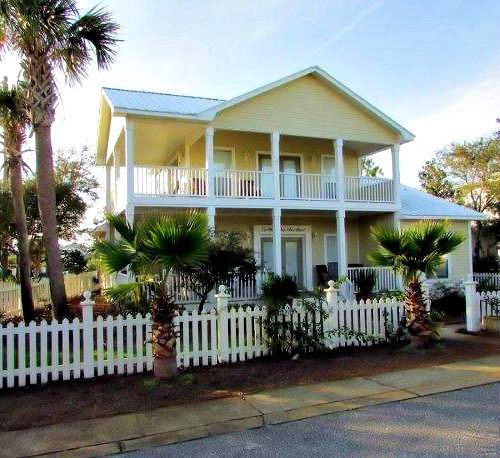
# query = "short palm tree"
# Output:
<box><xmin>0</xmin><ymin>80</ymin><xmax>34</xmax><ymax>321</ymax></box>
<box><xmin>94</xmin><ymin>212</ymin><xmax>209</xmax><ymax>378</ymax></box>
<box><xmin>369</xmin><ymin>222</ymin><xmax>464</xmax><ymax>336</ymax></box>
<box><xmin>0</xmin><ymin>0</ymin><xmax>119</xmax><ymax>319</ymax></box>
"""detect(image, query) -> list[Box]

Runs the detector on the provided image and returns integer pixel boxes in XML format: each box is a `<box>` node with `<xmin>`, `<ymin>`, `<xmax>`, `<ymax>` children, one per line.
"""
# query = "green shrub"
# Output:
<box><xmin>353</xmin><ymin>270</ymin><xmax>377</xmax><ymax>300</ymax></box>
<box><xmin>260</xmin><ymin>273</ymin><xmax>299</xmax><ymax>311</ymax></box>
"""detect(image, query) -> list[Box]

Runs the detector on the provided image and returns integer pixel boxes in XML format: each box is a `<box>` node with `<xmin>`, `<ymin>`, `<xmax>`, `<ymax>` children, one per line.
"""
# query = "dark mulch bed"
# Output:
<box><xmin>1</xmin><ymin>330</ymin><xmax>498</xmax><ymax>432</ymax></box>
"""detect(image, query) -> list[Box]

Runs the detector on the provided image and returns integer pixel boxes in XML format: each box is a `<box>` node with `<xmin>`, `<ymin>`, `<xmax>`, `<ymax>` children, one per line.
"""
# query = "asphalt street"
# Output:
<box><xmin>121</xmin><ymin>383</ymin><xmax>500</xmax><ymax>457</ymax></box>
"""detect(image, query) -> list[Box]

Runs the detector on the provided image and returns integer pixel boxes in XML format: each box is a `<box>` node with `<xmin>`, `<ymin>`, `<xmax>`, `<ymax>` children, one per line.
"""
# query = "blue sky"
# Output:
<box><xmin>2</xmin><ymin>0</ymin><xmax>500</xmax><ymax>219</ymax></box>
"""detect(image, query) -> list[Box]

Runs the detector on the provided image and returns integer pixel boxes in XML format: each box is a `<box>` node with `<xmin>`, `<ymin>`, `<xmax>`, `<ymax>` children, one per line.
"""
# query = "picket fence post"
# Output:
<box><xmin>215</xmin><ymin>285</ymin><xmax>230</xmax><ymax>363</ymax></box>
<box><xmin>324</xmin><ymin>280</ymin><xmax>338</xmax><ymax>309</ymax></box>
<box><xmin>464</xmin><ymin>277</ymin><xmax>480</xmax><ymax>332</ymax></box>
<box><xmin>81</xmin><ymin>291</ymin><xmax>95</xmax><ymax>378</ymax></box>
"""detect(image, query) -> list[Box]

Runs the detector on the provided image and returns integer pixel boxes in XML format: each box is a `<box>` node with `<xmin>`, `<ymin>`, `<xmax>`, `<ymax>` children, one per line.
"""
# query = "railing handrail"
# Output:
<box><xmin>214</xmin><ymin>169</ymin><xmax>272</xmax><ymax>174</ymax></box>
<box><xmin>135</xmin><ymin>165</ymin><xmax>206</xmax><ymax>171</ymax></box>
<box><xmin>279</xmin><ymin>171</ymin><xmax>336</xmax><ymax>178</ymax></box>
<box><xmin>345</xmin><ymin>175</ymin><xmax>393</xmax><ymax>182</ymax></box>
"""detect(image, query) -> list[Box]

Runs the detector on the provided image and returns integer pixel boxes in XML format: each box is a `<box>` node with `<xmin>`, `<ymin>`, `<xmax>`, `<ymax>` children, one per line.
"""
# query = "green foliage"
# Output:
<box><xmin>418</xmin><ymin>160</ymin><xmax>457</xmax><ymax>201</ymax></box>
<box><xmin>430</xmin><ymin>309</ymin><xmax>447</xmax><ymax>322</ymax></box>
<box><xmin>261</xmin><ymin>273</ymin><xmax>299</xmax><ymax>311</ymax></box>
<box><xmin>369</xmin><ymin>221</ymin><xmax>464</xmax><ymax>283</ymax></box>
<box><xmin>360</xmin><ymin>158</ymin><xmax>383</xmax><ymax>177</ymax></box>
<box><xmin>370</xmin><ymin>221</ymin><xmax>464</xmax><ymax>336</ymax></box>
<box><xmin>264</xmin><ymin>293</ymin><xmax>328</xmax><ymax>356</ymax></box>
<box><xmin>329</xmin><ymin>326</ymin><xmax>380</xmax><ymax>345</ymax></box>
<box><xmin>353</xmin><ymin>270</ymin><xmax>376</xmax><ymax>300</ymax></box>
<box><xmin>178</xmin><ymin>231</ymin><xmax>257</xmax><ymax>312</ymax></box>
<box><xmin>0</xmin><ymin>148</ymin><xmax>99</xmax><ymax>258</ymax></box>
<box><xmin>61</xmin><ymin>249</ymin><xmax>87</xmax><ymax>274</ymax></box>
<box><xmin>95</xmin><ymin>212</ymin><xmax>209</xmax><ymax>309</ymax></box>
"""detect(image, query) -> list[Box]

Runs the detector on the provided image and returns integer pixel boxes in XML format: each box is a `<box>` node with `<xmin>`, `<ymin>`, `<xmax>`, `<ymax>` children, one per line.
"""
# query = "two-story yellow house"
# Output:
<box><xmin>95</xmin><ymin>67</ymin><xmax>485</xmax><ymax>293</ymax></box>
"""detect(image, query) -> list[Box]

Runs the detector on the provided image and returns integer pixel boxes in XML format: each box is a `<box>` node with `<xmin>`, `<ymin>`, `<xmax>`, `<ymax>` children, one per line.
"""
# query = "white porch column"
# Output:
<box><xmin>207</xmin><ymin>206</ymin><xmax>216</xmax><ymax>233</ymax></box>
<box><xmin>272</xmin><ymin>207</ymin><xmax>282</xmax><ymax>276</ymax></box>
<box><xmin>125</xmin><ymin>122</ymin><xmax>135</xmax><ymax>204</ymax></box>
<box><xmin>125</xmin><ymin>205</ymin><xmax>135</xmax><ymax>226</ymax></box>
<box><xmin>336</xmin><ymin>209</ymin><xmax>347</xmax><ymax>278</ymax></box>
<box><xmin>391</xmin><ymin>143</ymin><xmax>401</xmax><ymax>208</ymax></box>
<box><xmin>105</xmin><ymin>159</ymin><xmax>112</xmax><ymax>211</ymax></box>
<box><xmin>271</xmin><ymin>131</ymin><xmax>280</xmax><ymax>199</ymax></box>
<box><xmin>467</xmin><ymin>222</ymin><xmax>473</xmax><ymax>277</ymax></box>
<box><xmin>205</xmin><ymin>126</ymin><xmax>215</xmax><ymax>198</ymax></box>
<box><xmin>334</xmin><ymin>138</ymin><xmax>344</xmax><ymax>202</ymax></box>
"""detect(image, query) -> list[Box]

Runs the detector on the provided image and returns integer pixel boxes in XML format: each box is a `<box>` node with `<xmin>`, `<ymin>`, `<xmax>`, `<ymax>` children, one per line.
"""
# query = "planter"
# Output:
<box><xmin>153</xmin><ymin>355</ymin><xmax>178</xmax><ymax>379</ymax></box>
<box><xmin>483</xmin><ymin>316</ymin><xmax>500</xmax><ymax>335</ymax></box>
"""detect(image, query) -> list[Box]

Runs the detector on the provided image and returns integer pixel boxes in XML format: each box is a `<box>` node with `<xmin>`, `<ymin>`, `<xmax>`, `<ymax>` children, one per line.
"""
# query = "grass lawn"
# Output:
<box><xmin>0</xmin><ymin>326</ymin><xmax>498</xmax><ymax>432</ymax></box>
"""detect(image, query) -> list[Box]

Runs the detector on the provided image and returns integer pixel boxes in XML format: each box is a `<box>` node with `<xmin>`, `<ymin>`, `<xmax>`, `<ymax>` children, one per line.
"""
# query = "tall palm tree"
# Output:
<box><xmin>95</xmin><ymin>212</ymin><xmax>209</xmax><ymax>378</ymax></box>
<box><xmin>369</xmin><ymin>221</ymin><xmax>464</xmax><ymax>336</ymax></box>
<box><xmin>0</xmin><ymin>0</ymin><xmax>119</xmax><ymax>319</ymax></box>
<box><xmin>0</xmin><ymin>80</ymin><xmax>34</xmax><ymax>321</ymax></box>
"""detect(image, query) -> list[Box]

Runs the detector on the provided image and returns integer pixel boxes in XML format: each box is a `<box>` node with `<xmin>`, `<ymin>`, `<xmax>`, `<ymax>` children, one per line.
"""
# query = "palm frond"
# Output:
<box><xmin>62</xmin><ymin>6</ymin><xmax>119</xmax><ymax>83</ymax></box>
<box><xmin>105</xmin><ymin>212</ymin><xmax>136</xmax><ymax>244</ymax></box>
<box><xmin>94</xmin><ymin>239</ymin><xmax>135</xmax><ymax>274</ymax></box>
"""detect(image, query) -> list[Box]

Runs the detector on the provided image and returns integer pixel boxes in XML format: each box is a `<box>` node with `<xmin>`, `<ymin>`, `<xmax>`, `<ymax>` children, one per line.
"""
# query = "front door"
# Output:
<box><xmin>258</xmin><ymin>155</ymin><xmax>273</xmax><ymax>198</ymax></box>
<box><xmin>260</xmin><ymin>236</ymin><xmax>304</xmax><ymax>287</ymax></box>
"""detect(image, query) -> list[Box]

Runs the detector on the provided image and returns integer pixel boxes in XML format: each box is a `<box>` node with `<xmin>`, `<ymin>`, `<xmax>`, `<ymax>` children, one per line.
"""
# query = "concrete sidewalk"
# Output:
<box><xmin>1</xmin><ymin>355</ymin><xmax>499</xmax><ymax>458</ymax></box>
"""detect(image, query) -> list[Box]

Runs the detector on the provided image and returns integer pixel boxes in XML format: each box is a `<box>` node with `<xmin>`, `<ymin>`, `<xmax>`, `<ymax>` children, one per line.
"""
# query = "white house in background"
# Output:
<box><xmin>94</xmin><ymin>66</ymin><xmax>485</xmax><ymax>292</ymax></box>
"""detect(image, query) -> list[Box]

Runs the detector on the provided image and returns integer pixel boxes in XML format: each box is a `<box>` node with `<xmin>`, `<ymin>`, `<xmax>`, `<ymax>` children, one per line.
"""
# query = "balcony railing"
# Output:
<box><xmin>345</xmin><ymin>176</ymin><xmax>394</xmax><ymax>203</ymax></box>
<box><xmin>134</xmin><ymin>166</ymin><xmax>207</xmax><ymax>196</ymax></box>
<box><xmin>279</xmin><ymin>172</ymin><xmax>337</xmax><ymax>200</ymax></box>
<box><xmin>347</xmin><ymin>266</ymin><xmax>400</xmax><ymax>292</ymax></box>
<box><xmin>132</xmin><ymin>167</ymin><xmax>396</xmax><ymax>204</ymax></box>
<box><xmin>214</xmin><ymin>170</ymin><xmax>273</xmax><ymax>198</ymax></box>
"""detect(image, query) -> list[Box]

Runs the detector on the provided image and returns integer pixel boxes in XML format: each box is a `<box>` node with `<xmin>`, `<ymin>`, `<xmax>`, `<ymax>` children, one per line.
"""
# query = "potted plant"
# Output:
<box><xmin>95</xmin><ymin>212</ymin><xmax>209</xmax><ymax>379</ymax></box>
<box><xmin>369</xmin><ymin>222</ymin><xmax>464</xmax><ymax>348</ymax></box>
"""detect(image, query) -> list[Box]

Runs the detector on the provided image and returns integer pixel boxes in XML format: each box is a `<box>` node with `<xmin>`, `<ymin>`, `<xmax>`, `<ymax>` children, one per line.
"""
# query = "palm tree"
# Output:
<box><xmin>369</xmin><ymin>222</ymin><xmax>464</xmax><ymax>337</ymax></box>
<box><xmin>0</xmin><ymin>80</ymin><xmax>34</xmax><ymax>321</ymax></box>
<box><xmin>95</xmin><ymin>212</ymin><xmax>209</xmax><ymax>378</ymax></box>
<box><xmin>0</xmin><ymin>0</ymin><xmax>119</xmax><ymax>319</ymax></box>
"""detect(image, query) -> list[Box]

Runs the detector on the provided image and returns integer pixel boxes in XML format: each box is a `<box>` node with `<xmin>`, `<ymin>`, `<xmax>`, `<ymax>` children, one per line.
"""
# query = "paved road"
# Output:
<box><xmin>122</xmin><ymin>383</ymin><xmax>500</xmax><ymax>457</ymax></box>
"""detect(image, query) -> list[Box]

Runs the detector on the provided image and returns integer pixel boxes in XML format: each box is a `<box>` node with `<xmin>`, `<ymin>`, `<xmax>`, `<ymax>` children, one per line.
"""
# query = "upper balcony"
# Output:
<box><xmin>105</xmin><ymin>121</ymin><xmax>401</xmax><ymax>213</ymax></box>
<box><xmin>132</xmin><ymin>166</ymin><xmax>394</xmax><ymax>203</ymax></box>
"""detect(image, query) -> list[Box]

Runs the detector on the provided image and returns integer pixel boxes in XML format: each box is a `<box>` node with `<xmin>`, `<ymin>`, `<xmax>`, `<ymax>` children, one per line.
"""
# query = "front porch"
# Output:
<box><xmin>134</xmin><ymin>207</ymin><xmax>401</xmax><ymax>304</ymax></box>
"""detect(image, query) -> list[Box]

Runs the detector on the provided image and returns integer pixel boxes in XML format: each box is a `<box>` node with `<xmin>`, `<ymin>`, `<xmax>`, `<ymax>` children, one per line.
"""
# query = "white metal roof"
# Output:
<box><xmin>103</xmin><ymin>88</ymin><xmax>223</xmax><ymax>115</ymax></box>
<box><xmin>101</xmin><ymin>67</ymin><xmax>414</xmax><ymax>142</ymax></box>
<box><xmin>400</xmin><ymin>186</ymin><xmax>486</xmax><ymax>220</ymax></box>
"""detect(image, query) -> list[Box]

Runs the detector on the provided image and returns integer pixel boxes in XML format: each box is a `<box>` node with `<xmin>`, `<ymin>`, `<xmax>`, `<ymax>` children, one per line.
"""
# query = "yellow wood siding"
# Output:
<box><xmin>401</xmin><ymin>220</ymin><xmax>470</xmax><ymax>279</ymax></box>
<box><xmin>189</xmin><ymin>131</ymin><xmax>359</xmax><ymax>174</ymax></box>
<box><xmin>213</xmin><ymin>75</ymin><xmax>399</xmax><ymax>144</ymax></box>
<box><xmin>357</xmin><ymin>213</ymin><xmax>396</xmax><ymax>265</ymax></box>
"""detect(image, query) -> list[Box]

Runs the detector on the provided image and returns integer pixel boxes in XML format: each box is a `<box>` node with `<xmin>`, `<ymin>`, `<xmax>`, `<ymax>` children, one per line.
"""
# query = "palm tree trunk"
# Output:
<box><xmin>9</xmin><ymin>149</ymin><xmax>34</xmax><ymax>321</ymax></box>
<box><xmin>34</xmin><ymin>124</ymin><xmax>67</xmax><ymax>319</ymax></box>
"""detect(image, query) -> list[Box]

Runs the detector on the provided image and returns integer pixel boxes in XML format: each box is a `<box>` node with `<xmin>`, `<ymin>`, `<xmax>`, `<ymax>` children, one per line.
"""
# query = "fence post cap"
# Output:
<box><xmin>81</xmin><ymin>290</ymin><xmax>95</xmax><ymax>306</ymax></box>
<box><xmin>215</xmin><ymin>285</ymin><xmax>230</xmax><ymax>298</ymax></box>
<box><xmin>325</xmin><ymin>280</ymin><xmax>338</xmax><ymax>291</ymax></box>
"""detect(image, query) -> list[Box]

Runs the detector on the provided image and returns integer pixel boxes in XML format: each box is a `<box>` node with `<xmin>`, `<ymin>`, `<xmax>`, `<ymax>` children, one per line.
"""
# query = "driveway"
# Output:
<box><xmin>121</xmin><ymin>383</ymin><xmax>500</xmax><ymax>457</ymax></box>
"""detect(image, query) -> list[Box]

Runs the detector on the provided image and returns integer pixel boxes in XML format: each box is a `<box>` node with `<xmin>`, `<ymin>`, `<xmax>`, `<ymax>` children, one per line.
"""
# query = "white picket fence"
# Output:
<box><xmin>0</xmin><ymin>294</ymin><xmax>153</xmax><ymax>389</ymax></box>
<box><xmin>0</xmin><ymin>272</ymin><xmax>99</xmax><ymax>317</ymax></box>
<box><xmin>174</xmin><ymin>285</ymin><xmax>405</xmax><ymax>368</ymax></box>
